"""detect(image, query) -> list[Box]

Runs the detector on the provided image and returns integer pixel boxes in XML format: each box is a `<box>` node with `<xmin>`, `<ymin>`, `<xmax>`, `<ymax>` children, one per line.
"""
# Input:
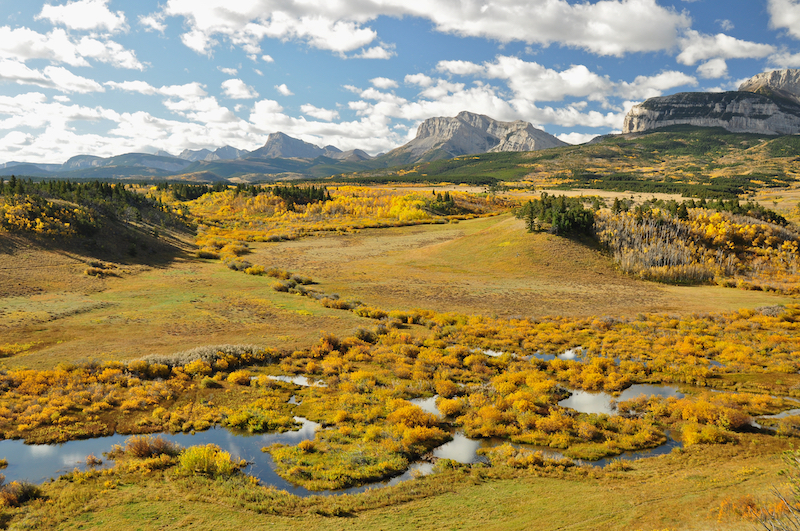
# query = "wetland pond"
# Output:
<box><xmin>558</xmin><ymin>384</ymin><xmax>685</xmax><ymax>415</ymax></box>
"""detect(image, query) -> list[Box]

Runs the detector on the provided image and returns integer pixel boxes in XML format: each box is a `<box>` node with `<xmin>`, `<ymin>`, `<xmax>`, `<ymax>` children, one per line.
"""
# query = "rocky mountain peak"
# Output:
<box><xmin>382</xmin><ymin>111</ymin><xmax>566</xmax><ymax>164</ymax></box>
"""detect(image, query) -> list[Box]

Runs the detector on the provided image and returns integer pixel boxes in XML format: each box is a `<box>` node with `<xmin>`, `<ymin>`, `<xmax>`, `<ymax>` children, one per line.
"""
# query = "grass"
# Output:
<box><xmin>248</xmin><ymin>213</ymin><xmax>791</xmax><ymax>318</ymax></box>
<box><xmin>0</xmin><ymin>256</ymin><xmax>369</xmax><ymax>370</ymax></box>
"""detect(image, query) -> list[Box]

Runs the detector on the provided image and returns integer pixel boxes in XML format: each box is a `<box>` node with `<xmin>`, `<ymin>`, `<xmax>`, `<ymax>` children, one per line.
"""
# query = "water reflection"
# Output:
<box><xmin>433</xmin><ymin>433</ymin><xmax>488</xmax><ymax>464</ymax></box>
<box><xmin>529</xmin><ymin>348</ymin><xmax>584</xmax><ymax>363</ymax></box>
<box><xmin>266</xmin><ymin>375</ymin><xmax>326</xmax><ymax>387</ymax></box>
<box><xmin>558</xmin><ymin>384</ymin><xmax>684</xmax><ymax>415</ymax></box>
<box><xmin>410</xmin><ymin>396</ymin><xmax>441</xmax><ymax>417</ymax></box>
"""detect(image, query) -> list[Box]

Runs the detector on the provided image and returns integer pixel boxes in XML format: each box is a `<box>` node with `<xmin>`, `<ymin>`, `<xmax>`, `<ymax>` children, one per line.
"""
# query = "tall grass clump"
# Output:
<box><xmin>176</xmin><ymin>444</ymin><xmax>243</xmax><ymax>477</ymax></box>
<box><xmin>140</xmin><ymin>344</ymin><xmax>273</xmax><ymax>372</ymax></box>
<box><xmin>122</xmin><ymin>435</ymin><xmax>181</xmax><ymax>458</ymax></box>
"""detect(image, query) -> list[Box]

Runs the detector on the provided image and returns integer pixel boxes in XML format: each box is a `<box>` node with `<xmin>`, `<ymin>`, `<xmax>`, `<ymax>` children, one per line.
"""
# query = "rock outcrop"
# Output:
<box><xmin>623</xmin><ymin>69</ymin><xmax>800</xmax><ymax>135</ymax></box>
<box><xmin>379</xmin><ymin>111</ymin><xmax>567</xmax><ymax>165</ymax></box>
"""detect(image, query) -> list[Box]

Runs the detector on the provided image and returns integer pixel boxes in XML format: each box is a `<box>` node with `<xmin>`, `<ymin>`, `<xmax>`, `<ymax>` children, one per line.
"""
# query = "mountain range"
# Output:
<box><xmin>0</xmin><ymin>112</ymin><xmax>564</xmax><ymax>182</ymax></box>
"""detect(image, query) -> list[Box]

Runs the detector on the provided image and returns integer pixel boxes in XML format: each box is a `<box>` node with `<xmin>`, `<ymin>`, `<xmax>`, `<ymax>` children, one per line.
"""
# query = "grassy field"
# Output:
<box><xmin>249</xmin><ymin>213</ymin><xmax>791</xmax><ymax>318</ymax></box>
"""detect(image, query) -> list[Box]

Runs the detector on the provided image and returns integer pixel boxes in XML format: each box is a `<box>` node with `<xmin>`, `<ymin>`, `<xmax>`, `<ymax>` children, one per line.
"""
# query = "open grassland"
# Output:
<box><xmin>0</xmin><ymin>249</ymin><xmax>369</xmax><ymax>369</ymax></box>
<box><xmin>248</xmin><ymin>214</ymin><xmax>792</xmax><ymax>317</ymax></box>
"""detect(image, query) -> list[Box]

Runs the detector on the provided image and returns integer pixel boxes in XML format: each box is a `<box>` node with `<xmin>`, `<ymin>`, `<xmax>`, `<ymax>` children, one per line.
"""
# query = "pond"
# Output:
<box><xmin>558</xmin><ymin>384</ymin><xmax>684</xmax><ymax>415</ymax></box>
<box><xmin>410</xmin><ymin>396</ymin><xmax>441</xmax><ymax>417</ymax></box>
<box><xmin>0</xmin><ymin>418</ymin><xmax>434</xmax><ymax>497</ymax></box>
<box><xmin>266</xmin><ymin>375</ymin><xmax>326</xmax><ymax>387</ymax></box>
<box><xmin>528</xmin><ymin>348</ymin><xmax>584</xmax><ymax>363</ymax></box>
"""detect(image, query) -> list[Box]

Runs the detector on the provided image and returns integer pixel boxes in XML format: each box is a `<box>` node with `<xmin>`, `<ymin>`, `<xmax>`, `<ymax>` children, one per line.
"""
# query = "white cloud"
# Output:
<box><xmin>301</xmin><ymin>104</ymin><xmax>339</xmax><ymax>121</ymax></box>
<box><xmin>139</xmin><ymin>13</ymin><xmax>166</xmax><ymax>33</ymax></box>
<box><xmin>717</xmin><ymin>19</ymin><xmax>734</xmax><ymax>31</ymax></box>
<box><xmin>44</xmin><ymin>66</ymin><xmax>105</xmax><ymax>93</ymax></box>
<box><xmin>557</xmin><ymin>132</ymin><xmax>600</xmax><ymax>145</ymax></box>
<box><xmin>435</xmin><ymin>56</ymin><xmax>695</xmax><ymax>104</ymax></box>
<box><xmin>437</xmin><ymin>60</ymin><xmax>485</xmax><ymax>76</ymax></box>
<box><xmin>351</xmin><ymin>45</ymin><xmax>395</xmax><ymax>59</ymax></box>
<box><xmin>37</xmin><ymin>0</ymin><xmax>128</xmax><ymax>33</ymax></box>
<box><xmin>616</xmin><ymin>71</ymin><xmax>697</xmax><ymax>100</ymax></box>
<box><xmin>159</xmin><ymin>82</ymin><xmax>207</xmax><ymax>99</ymax></box>
<box><xmin>76</xmin><ymin>36</ymin><xmax>144</xmax><ymax>70</ymax></box>
<box><xmin>769</xmin><ymin>49</ymin><xmax>800</xmax><ymax>68</ymax></box>
<box><xmin>275</xmin><ymin>83</ymin><xmax>293</xmax><ymax>96</ymax></box>
<box><xmin>0</xmin><ymin>59</ymin><xmax>104</xmax><ymax>93</ymax></box>
<box><xmin>218</xmin><ymin>67</ymin><xmax>238</xmax><ymax>75</ymax></box>
<box><xmin>261</xmin><ymin>54</ymin><xmax>274</xmax><ymax>63</ymax></box>
<box><xmin>405</xmin><ymin>73</ymin><xmax>435</xmax><ymax>87</ymax></box>
<box><xmin>677</xmin><ymin>30</ymin><xmax>775</xmax><ymax>65</ymax></box>
<box><xmin>0</xmin><ymin>26</ymin><xmax>142</xmax><ymax>69</ymax></box>
<box><xmin>0</xmin><ymin>27</ymin><xmax>87</xmax><ymax>66</ymax></box>
<box><xmin>370</xmin><ymin>77</ymin><xmax>397</xmax><ymax>89</ymax></box>
<box><xmin>155</xmin><ymin>0</ymin><xmax>690</xmax><ymax>59</ymax></box>
<box><xmin>104</xmin><ymin>80</ymin><xmax>158</xmax><ymax>95</ymax></box>
<box><xmin>697</xmin><ymin>58</ymin><xmax>728</xmax><ymax>79</ymax></box>
<box><xmin>221</xmin><ymin>78</ymin><xmax>259</xmax><ymax>99</ymax></box>
<box><xmin>768</xmin><ymin>0</ymin><xmax>800</xmax><ymax>40</ymax></box>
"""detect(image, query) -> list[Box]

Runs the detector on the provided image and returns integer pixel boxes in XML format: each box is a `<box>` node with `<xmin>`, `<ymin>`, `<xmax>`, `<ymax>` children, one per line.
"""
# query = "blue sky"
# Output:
<box><xmin>1</xmin><ymin>0</ymin><xmax>800</xmax><ymax>163</ymax></box>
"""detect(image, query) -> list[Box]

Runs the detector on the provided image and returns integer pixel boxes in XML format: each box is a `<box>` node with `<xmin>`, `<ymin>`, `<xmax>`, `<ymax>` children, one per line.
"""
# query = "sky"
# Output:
<box><xmin>2</xmin><ymin>0</ymin><xmax>800</xmax><ymax>164</ymax></box>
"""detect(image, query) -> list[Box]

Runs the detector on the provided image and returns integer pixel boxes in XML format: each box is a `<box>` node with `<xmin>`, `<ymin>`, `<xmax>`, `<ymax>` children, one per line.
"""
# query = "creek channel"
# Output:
<box><xmin>0</xmin><ymin>379</ymin><xmax>686</xmax><ymax>496</ymax></box>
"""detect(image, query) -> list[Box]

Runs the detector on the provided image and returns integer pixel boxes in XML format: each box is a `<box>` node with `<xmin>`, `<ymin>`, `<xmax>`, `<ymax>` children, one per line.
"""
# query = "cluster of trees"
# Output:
<box><xmin>515</xmin><ymin>193</ymin><xmax>595</xmax><ymax>236</ymax></box>
<box><xmin>0</xmin><ymin>178</ymin><xmax>193</xmax><ymax>237</ymax></box>
<box><xmin>153</xmin><ymin>182</ymin><xmax>227</xmax><ymax>201</ymax></box>
<box><xmin>271</xmin><ymin>184</ymin><xmax>331</xmax><ymax>208</ymax></box>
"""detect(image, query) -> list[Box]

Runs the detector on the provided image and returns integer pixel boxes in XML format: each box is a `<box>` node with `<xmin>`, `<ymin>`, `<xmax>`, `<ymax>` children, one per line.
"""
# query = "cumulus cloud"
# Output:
<box><xmin>717</xmin><ymin>19</ymin><xmax>734</xmax><ymax>31</ymax></box>
<box><xmin>275</xmin><ymin>83</ymin><xmax>293</xmax><ymax>96</ymax></box>
<box><xmin>677</xmin><ymin>30</ymin><xmax>775</xmax><ymax>65</ymax></box>
<box><xmin>616</xmin><ymin>71</ymin><xmax>697</xmax><ymax>100</ymax></box>
<box><xmin>153</xmin><ymin>0</ymin><xmax>690</xmax><ymax>58</ymax></box>
<box><xmin>301</xmin><ymin>104</ymin><xmax>340</xmax><ymax>121</ymax></box>
<box><xmin>557</xmin><ymin>132</ymin><xmax>600</xmax><ymax>145</ymax></box>
<box><xmin>261</xmin><ymin>54</ymin><xmax>274</xmax><ymax>63</ymax></box>
<box><xmin>221</xmin><ymin>79</ymin><xmax>259</xmax><ymax>99</ymax></box>
<box><xmin>0</xmin><ymin>26</ymin><xmax>142</xmax><ymax>69</ymax></box>
<box><xmin>351</xmin><ymin>45</ymin><xmax>395</xmax><ymax>59</ymax></box>
<box><xmin>768</xmin><ymin>0</ymin><xmax>800</xmax><ymax>40</ymax></box>
<box><xmin>139</xmin><ymin>13</ymin><xmax>166</xmax><ymax>33</ymax></box>
<box><xmin>218</xmin><ymin>67</ymin><xmax>238</xmax><ymax>75</ymax></box>
<box><xmin>697</xmin><ymin>58</ymin><xmax>728</xmax><ymax>79</ymax></box>
<box><xmin>769</xmin><ymin>49</ymin><xmax>800</xmax><ymax>68</ymax></box>
<box><xmin>37</xmin><ymin>0</ymin><xmax>128</xmax><ymax>33</ymax></box>
<box><xmin>0</xmin><ymin>59</ymin><xmax>104</xmax><ymax>93</ymax></box>
<box><xmin>436</xmin><ymin>56</ymin><xmax>695</xmax><ymax>104</ymax></box>
<box><xmin>370</xmin><ymin>77</ymin><xmax>398</xmax><ymax>89</ymax></box>
<box><xmin>104</xmin><ymin>80</ymin><xmax>158</xmax><ymax>95</ymax></box>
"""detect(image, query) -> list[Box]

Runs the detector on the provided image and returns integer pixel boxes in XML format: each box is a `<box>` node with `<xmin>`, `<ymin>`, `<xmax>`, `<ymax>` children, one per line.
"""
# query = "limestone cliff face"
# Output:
<box><xmin>380</xmin><ymin>111</ymin><xmax>567</xmax><ymax>164</ymax></box>
<box><xmin>622</xmin><ymin>91</ymin><xmax>800</xmax><ymax>135</ymax></box>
